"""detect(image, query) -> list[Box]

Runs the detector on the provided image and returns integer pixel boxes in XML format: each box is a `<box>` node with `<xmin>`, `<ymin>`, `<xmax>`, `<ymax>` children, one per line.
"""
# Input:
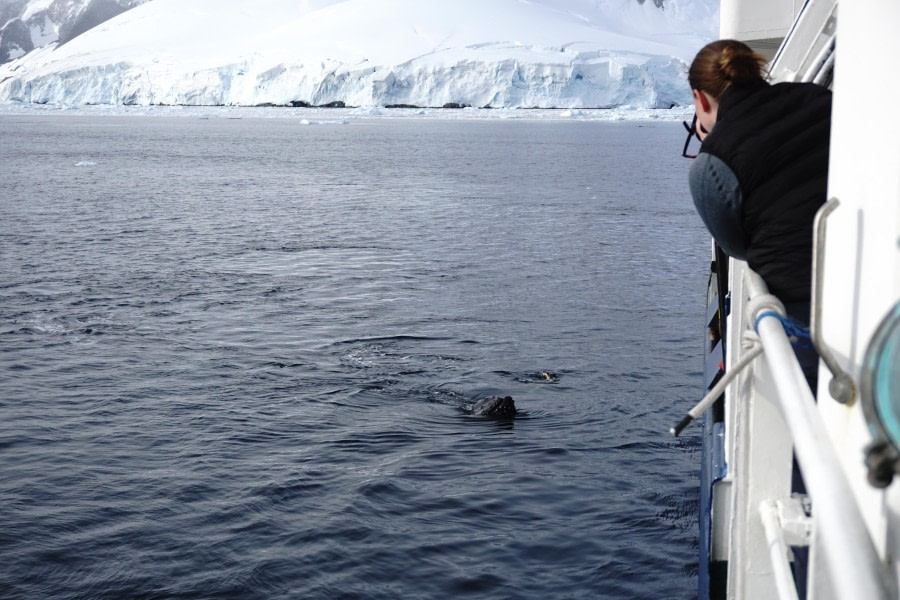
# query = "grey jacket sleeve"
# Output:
<box><xmin>688</xmin><ymin>153</ymin><xmax>748</xmax><ymax>260</ymax></box>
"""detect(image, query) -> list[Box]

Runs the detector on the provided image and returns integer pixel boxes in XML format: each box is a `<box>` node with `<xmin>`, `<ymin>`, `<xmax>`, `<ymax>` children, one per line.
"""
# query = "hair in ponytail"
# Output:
<box><xmin>688</xmin><ymin>40</ymin><xmax>767</xmax><ymax>99</ymax></box>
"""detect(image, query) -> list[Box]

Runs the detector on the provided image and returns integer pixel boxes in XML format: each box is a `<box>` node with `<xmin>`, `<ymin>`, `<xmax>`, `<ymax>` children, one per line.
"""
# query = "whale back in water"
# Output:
<box><xmin>471</xmin><ymin>395</ymin><xmax>516</xmax><ymax>418</ymax></box>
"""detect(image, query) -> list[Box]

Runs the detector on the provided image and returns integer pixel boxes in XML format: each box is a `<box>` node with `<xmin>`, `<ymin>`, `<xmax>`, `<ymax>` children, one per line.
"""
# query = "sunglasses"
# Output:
<box><xmin>681</xmin><ymin>114</ymin><xmax>709</xmax><ymax>159</ymax></box>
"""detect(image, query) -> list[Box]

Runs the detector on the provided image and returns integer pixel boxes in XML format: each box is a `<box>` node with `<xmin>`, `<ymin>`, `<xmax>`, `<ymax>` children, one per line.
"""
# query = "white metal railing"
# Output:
<box><xmin>803</xmin><ymin>33</ymin><xmax>836</xmax><ymax>85</ymax></box>
<box><xmin>767</xmin><ymin>0</ymin><xmax>837</xmax><ymax>84</ymax></box>
<box><xmin>760</xmin><ymin>499</ymin><xmax>801</xmax><ymax>600</ymax></box>
<box><xmin>742</xmin><ymin>268</ymin><xmax>892</xmax><ymax>600</ymax></box>
<box><xmin>810</xmin><ymin>197</ymin><xmax>855</xmax><ymax>404</ymax></box>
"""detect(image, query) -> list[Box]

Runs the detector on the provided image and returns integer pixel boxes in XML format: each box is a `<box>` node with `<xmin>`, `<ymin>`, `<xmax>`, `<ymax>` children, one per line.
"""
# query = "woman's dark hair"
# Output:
<box><xmin>688</xmin><ymin>39</ymin><xmax>768</xmax><ymax>99</ymax></box>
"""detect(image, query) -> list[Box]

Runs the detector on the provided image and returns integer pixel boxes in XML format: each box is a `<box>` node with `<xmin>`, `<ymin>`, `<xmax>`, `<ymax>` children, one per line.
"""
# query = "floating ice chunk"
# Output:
<box><xmin>75</xmin><ymin>161</ymin><xmax>97</xmax><ymax>167</ymax></box>
<box><xmin>350</xmin><ymin>107</ymin><xmax>383</xmax><ymax>116</ymax></box>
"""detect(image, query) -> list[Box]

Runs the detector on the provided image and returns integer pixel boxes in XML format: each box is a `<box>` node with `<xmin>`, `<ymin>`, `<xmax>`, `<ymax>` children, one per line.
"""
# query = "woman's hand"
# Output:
<box><xmin>695</xmin><ymin>119</ymin><xmax>710</xmax><ymax>141</ymax></box>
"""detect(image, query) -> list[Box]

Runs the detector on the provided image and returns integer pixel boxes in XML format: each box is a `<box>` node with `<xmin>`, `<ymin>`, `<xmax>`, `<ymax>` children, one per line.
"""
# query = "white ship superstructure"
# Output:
<box><xmin>686</xmin><ymin>1</ymin><xmax>900</xmax><ymax>598</ymax></box>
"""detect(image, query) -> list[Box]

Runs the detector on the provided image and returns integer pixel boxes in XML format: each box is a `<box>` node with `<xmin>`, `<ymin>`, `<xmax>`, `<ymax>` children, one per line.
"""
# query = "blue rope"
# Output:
<box><xmin>754</xmin><ymin>310</ymin><xmax>814</xmax><ymax>350</ymax></box>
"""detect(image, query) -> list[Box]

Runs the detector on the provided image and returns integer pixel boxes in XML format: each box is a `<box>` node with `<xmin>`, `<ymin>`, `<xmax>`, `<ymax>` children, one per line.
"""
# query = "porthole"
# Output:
<box><xmin>861</xmin><ymin>302</ymin><xmax>900</xmax><ymax>488</ymax></box>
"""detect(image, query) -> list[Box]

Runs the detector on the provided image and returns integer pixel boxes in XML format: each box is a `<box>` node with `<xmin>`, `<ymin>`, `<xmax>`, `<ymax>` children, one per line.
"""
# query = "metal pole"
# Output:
<box><xmin>802</xmin><ymin>34</ymin><xmax>836</xmax><ymax>83</ymax></box>
<box><xmin>759</xmin><ymin>500</ymin><xmax>801</xmax><ymax>600</ymax></box>
<box><xmin>670</xmin><ymin>343</ymin><xmax>763</xmax><ymax>437</ymax></box>
<box><xmin>810</xmin><ymin>198</ymin><xmax>856</xmax><ymax>404</ymax></box>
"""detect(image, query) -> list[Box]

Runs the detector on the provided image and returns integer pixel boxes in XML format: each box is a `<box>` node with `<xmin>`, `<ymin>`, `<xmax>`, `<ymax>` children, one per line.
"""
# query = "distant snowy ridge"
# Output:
<box><xmin>0</xmin><ymin>0</ymin><xmax>718</xmax><ymax>109</ymax></box>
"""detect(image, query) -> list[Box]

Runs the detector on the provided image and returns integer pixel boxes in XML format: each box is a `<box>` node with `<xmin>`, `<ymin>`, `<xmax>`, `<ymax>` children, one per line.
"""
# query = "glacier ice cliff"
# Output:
<box><xmin>0</xmin><ymin>45</ymin><xmax>691</xmax><ymax>108</ymax></box>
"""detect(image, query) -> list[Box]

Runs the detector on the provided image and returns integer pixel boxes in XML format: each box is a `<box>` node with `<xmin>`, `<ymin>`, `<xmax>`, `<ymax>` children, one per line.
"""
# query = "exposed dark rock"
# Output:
<box><xmin>288</xmin><ymin>100</ymin><xmax>349</xmax><ymax>108</ymax></box>
<box><xmin>0</xmin><ymin>18</ymin><xmax>33</xmax><ymax>63</ymax></box>
<box><xmin>57</xmin><ymin>0</ymin><xmax>127</xmax><ymax>47</ymax></box>
<box><xmin>384</xmin><ymin>103</ymin><xmax>421</xmax><ymax>109</ymax></box>
<box><xmin>0</xmin><ymin>1</ymin><xmax>28</xmax><ymax>28</ymax></box>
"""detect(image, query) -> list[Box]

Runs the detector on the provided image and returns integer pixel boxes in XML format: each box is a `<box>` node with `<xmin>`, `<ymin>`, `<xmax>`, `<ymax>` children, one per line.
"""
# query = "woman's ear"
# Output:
<box><xmin>692</xmin><ymin>89</ymin><xmax>711</xmax><ymax>113</ymax></box>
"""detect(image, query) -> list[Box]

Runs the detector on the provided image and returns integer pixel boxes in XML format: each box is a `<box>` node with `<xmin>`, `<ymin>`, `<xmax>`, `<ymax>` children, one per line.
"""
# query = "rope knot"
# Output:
<box><xmin>741</xmin><ymin>329</ymin><xmax>761</xmax><ymax>351</ymax></box>
<box><xmin>745</xmin><ymin>293</ymin><xmax>786</xmax><ymax>332</ymax></box>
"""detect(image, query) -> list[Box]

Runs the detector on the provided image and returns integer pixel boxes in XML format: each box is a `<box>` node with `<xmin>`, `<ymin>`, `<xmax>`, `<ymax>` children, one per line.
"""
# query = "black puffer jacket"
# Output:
<box><xmin>699</xmin><ymin>81</ymin><xmax>832</xmax><ymax>304</ymax></box>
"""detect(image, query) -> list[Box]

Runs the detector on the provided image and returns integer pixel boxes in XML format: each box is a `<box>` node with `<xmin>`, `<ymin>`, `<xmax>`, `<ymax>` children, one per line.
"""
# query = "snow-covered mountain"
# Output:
<box><xmin>0</xmin><ymin>0</ymin><xmax>149</xmax><ymax>63</ymax></box>
<box><xmin>0</xmin><ymin>0</ymin><xmax>718</xmax><ymax>109</ymax></box>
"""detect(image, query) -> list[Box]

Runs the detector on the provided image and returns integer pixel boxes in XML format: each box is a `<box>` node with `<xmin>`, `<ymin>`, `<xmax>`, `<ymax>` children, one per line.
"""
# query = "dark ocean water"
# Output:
<box><xmin>0</xmin><ymin>113</ymin><xmax>709</xmax><ymax>599</ymax></box>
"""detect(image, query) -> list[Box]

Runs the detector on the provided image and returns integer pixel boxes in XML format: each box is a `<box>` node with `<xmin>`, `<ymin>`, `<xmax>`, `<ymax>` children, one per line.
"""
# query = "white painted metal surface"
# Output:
<box><xmin>704</xmin><ymin>2</ymin><xmax>900</xmax><ymax>597</ymax></box>
<box><xmin>720</xmin><ymin>0</ymin><xmax>806</xmax><ymax>50</ymax></box>
<box><xmin>721</xmin><ymin>260</ymin><xmax>794</xmax><ymax>598</ymax></box>
<box><xmin>820</xmin><ymin>0</ymin><xmax>900</xmax><ymax>588</ymax></box>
